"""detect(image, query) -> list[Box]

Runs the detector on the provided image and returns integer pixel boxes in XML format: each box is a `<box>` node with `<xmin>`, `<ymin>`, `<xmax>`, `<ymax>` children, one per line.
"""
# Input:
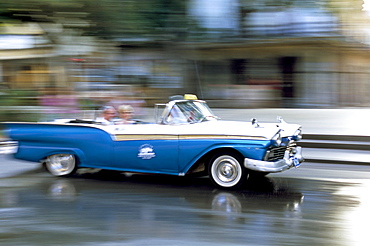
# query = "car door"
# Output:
<box><xmin>113</xmin><ymin>125</ymin><xmax>179</xmax><ymax>174</ymax></box>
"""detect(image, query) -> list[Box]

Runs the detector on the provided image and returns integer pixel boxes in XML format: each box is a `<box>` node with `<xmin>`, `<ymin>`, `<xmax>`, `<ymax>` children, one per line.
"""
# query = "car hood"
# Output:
<box><xmin>106</xmin><ymin>120</ymin><xmax>301</xmax><ymax>140</ymax></box>
<box><xmin>178</xmin><ymin>120</ymin><xmax>301</xmax><ymax>139</ymax></box>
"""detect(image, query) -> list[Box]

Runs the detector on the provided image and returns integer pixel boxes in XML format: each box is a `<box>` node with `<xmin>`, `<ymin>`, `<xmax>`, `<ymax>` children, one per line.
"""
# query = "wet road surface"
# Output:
<box><xmin>1</xmin><ymin>155</ymin><xmax>370</xmax><ymax>246</ymax></box>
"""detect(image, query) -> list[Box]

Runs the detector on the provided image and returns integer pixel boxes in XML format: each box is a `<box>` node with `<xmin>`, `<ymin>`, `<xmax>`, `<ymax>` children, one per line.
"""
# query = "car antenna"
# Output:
<box><xmin>194</xmin><ymin>60</ymin><xmax>204</xmax><ymax>99</ymax></box>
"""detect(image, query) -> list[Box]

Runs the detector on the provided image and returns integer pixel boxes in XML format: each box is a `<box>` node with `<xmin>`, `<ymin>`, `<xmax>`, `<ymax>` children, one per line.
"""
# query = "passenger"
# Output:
<box><xmin>95</xmin><ymin>106</ymin><xmax>116</xmax><ymax>125</ymax></box>
<box><xmin>116</xmin><ymin>105</ymin><xmax>135</xmax><ymax>124</ymax></box>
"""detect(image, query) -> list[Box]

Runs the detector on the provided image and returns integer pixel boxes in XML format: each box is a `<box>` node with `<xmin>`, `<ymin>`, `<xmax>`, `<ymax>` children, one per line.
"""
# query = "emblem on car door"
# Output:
<box><xmin>138</xmin><ymin>144</ymin><xmax>156</xmax><ymax>160</ymax></box>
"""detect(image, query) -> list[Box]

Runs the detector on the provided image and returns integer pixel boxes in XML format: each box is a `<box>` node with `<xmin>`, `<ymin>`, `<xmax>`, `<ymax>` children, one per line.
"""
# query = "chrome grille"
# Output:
<box><xmin>264</xmin><ymin>146</ymin><xmax>287</xmax><ymax>161</ymax></box>
<box><xmin>264</xmin><ymin>143</ymin><xmax>298</xmax><ymax>161</ymax></box>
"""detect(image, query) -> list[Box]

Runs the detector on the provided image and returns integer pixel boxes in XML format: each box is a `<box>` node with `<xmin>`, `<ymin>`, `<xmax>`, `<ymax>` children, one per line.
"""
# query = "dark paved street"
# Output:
<box><xmin>1</xmin><ymin>153</ymin><xmax>370</xmax><ymax>246</ymax></box>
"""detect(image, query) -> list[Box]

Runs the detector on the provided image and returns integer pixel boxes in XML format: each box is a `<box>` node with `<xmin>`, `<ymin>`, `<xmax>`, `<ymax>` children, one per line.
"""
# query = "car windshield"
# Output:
<box><xmin>166</xmin><ymin>101</ymin><xmax>218</xmax><ymax>124</ymax></box>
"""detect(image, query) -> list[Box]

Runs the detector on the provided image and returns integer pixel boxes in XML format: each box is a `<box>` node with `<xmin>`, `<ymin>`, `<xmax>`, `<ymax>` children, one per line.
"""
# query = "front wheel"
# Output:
<box><xmin>208</xmin><ymin>153</ymin><xmax>246</xmax><ymax>189</ymax></box>
<box><xmin>44</xmin><ymin>154</ymin><xmax>77</xmax><ymax>177</ymax></box>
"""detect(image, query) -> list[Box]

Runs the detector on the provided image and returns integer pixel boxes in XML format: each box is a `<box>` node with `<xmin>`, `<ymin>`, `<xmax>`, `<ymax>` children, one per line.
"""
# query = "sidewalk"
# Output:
<box><xmin>210</xmin><ymin>107</ymin><xmax>370</xmax><ymax>136</ymax></box>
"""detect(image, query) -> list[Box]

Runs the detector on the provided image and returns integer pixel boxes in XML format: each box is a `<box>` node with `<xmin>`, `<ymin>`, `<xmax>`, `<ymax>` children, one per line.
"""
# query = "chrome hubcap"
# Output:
<box><xmin>211</xmin><ymin>155</ymin><xmax>242</xmax><ymax>188</ymax></box>
<box><xmin>46</xmin><ymin>154</ymin><xmax>75</xmax><ymax>176</ymax></box>
<box><xmin>220</xmin><ymin>163</ymin><xmax>235</xmax><ymax>179</ymax></box>
<box><xmin>217</xmin><ymin>159</ymin><xmax>238</xmax><ymax>182</ymax></box>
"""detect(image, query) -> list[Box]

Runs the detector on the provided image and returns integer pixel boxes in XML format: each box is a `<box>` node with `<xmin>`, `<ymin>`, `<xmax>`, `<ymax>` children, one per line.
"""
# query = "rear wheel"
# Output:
<box><xmin>208</xmin><ymin>152</ymin><xmax>246</xmax><ymax>189</ymax></box>
<box><xmin>45</xmin><ymin>154</ymin><xmax>77</xmax><ymax>177</ymax></box>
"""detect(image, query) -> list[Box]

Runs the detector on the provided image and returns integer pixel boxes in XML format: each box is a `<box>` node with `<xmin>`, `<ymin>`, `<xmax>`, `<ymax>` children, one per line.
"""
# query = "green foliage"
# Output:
<box><xmin>0</xmin><ymin>90</ymin><xmax>38</xmax><ymax>106</ymax></box>
<box><xmin>0</xmin><ymin>90</ymin><xmax>40</xmax><ymax>122</ymax></box>
<box><xmin>0</xmin><ymin>0</ymin><xmax>189</xmax><ymax>40</ymax></box>
<box><xmin>0</xmin><ymin>109</ymin><xmax>40</xmax><ymax>122</ymax></box>
<box><xmin>82</xmin><ymin>0</ymin><xmax>188</xmax><ymax>38</ymax></box>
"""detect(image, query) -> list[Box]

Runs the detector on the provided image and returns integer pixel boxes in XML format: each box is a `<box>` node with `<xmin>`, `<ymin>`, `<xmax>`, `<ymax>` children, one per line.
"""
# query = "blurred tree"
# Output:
<box><xmin>1</xmin><ymin>0</ymin><xmax>365</xmax><ymax>40</ymax></box>
<box><xmin>0</xmin><ymin>0</ymin><xmax>189</xmax><ymax>40</ymax></box>
<box><xmin>84</xmin><ymin>0</ymin><xmax>188</xmax><ymax>39</ymax></box>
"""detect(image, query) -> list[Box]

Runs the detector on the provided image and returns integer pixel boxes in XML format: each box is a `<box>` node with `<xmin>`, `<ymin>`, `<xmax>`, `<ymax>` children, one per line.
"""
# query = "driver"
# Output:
<box><xmin>166</xmin><ymin>105</ymin><xmax>188</xmax><ymax>124</ymax></box>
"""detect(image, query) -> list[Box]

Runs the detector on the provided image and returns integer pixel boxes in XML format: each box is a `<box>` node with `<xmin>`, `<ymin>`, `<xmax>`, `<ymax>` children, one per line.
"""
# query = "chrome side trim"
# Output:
<box><xmin>114</xmin><ymin>134</ymin><xmax>268</xmax><ymax>141</ymax></box>
<box><xmin>179</xmin><ymin>135</ymin><xmax>267</xmax><ymax>140</ymax></box>
<box><xmin>115</xmin><ymin>134</ymin><xmax>178</xmax><ymax>141</ymax></box>
<box><xmin>244</xmin><ymin>146</ymin><xmax>304</xmax><ymax>173</ymax></box>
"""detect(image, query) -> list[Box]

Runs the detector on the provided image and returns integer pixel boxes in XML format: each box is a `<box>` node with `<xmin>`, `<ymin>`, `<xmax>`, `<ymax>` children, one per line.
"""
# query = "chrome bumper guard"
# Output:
<box><xmin>244</xmin><ymin>146</ymin><xmax>304</xmax><ymax>173</ymax></box>
<box><xmin>0</xmin><ymin>141</ymin><xmax>18</xmax><ymax>155</ymax></box>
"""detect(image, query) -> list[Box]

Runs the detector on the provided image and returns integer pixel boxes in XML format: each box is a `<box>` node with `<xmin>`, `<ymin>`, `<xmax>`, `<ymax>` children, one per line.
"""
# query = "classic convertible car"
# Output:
<box><xmin>2</xmin><ymin>94</ymin><xmax>303</xmax><ymax>189</ymax></box>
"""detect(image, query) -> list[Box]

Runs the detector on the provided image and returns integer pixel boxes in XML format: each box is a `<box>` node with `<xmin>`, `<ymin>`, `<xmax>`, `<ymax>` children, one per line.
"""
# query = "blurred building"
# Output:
<box><xmin>0</xmin><ymin>23</ymin><xmax>58</xmax><ymax>91</ymax></box>
<box><xmin>107</xmin><ymin>0</ymin><xmax>370</xmax><ymax>108</ymax></box>
<box><xmin>181</xmin><ymin>0</ymin><xmax>370</xmax><ymax>107</ymax></box>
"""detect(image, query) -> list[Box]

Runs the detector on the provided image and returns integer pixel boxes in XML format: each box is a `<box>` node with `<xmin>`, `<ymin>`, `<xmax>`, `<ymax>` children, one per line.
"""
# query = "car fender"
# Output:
<box><xmin>15</xmin><ymin>146</ymin><xmax>87</xmax><ymax>166</ymax></box>
<box><xmin>179</xmin><ymin>141</ymin><xmax>270</xmax><ymax>174</ymax></box>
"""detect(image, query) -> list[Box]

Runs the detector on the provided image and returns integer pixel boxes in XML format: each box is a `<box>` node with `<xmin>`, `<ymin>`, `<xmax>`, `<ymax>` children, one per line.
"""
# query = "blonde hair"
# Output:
<box><xmin>118</xmin><ymin>105</ymin><xmax>134</xmax><ymax>113</ymax></box>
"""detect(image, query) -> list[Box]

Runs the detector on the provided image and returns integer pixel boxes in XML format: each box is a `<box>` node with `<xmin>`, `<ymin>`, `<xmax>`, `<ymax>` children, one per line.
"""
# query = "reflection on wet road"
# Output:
<box><xmin>1</xmin><ymin>162</ymin><xmax>370</xmax><ymax>246</ymax></box>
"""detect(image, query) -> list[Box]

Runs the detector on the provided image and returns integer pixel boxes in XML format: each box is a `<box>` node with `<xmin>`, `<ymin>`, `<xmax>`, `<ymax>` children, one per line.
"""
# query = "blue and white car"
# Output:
<box><xmin>2</xmin><ymin>95</ymin><xmax>304</xmax><ymax>189</ymax></box>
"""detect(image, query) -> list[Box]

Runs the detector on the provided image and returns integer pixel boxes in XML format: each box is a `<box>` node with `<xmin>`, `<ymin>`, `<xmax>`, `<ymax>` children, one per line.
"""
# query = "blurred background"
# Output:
<box><xmin>0</xmin><ymin>0</ymin><xmax>370</xmax><ymax>122</ymax></box>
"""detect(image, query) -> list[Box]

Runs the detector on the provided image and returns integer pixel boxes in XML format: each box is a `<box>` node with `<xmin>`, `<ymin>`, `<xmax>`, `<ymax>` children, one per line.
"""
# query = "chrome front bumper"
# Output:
<box><xmin>244</xmin><ymin>146</ymin><xmax>304</xmax><ymax>173</ymax></box>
